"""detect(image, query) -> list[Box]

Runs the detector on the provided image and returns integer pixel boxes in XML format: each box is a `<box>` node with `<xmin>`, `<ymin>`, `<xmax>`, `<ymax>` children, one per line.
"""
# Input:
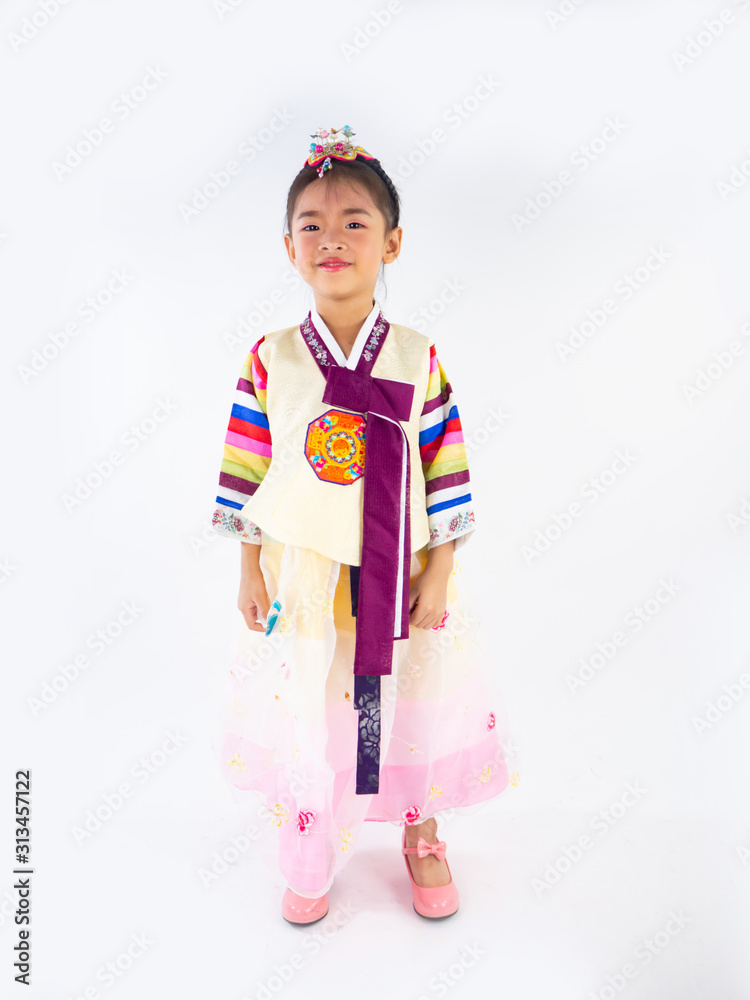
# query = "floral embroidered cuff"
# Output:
<box><xmin>211</xmin><ymin>505</ymin><xmax>262</xmax><ymax>544</ymax></box>
<box><xmin>427</xmin><ymin>507</ymin><xmax>475</xmax><ymax>549</ymax></box>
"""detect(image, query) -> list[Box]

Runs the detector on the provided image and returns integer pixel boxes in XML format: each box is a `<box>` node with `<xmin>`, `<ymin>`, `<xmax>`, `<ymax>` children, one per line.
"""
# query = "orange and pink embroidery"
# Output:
<box><xmin>305</xmin><ymin>409</ymin><xmax>367</xmax><ymax>485</ymax></box>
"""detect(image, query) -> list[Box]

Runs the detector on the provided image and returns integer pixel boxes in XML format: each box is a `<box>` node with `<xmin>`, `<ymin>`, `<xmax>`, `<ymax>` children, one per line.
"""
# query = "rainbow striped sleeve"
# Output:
<box><xmin>210</xmin><ymin>336</ymin><xmax>271</xmax><ymax>543</ymax></box>
<box><xmin>419</xmin><ymin>342</ymin><xmax>476</xmax><ymax>549</ymax></box>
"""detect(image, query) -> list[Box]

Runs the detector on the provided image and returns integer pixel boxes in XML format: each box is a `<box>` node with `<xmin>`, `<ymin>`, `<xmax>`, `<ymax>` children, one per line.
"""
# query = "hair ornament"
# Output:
<box><xmin>305</xmin><ymin>125</ymin><xmax>374</xmax><ymax>177</ymax></box>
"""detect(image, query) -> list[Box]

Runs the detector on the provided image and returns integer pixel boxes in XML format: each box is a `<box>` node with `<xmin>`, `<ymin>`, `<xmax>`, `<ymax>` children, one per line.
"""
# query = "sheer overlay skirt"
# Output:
<box><xmin>212</xmin><ymin>538</ymin><xmax>518</xmax><ymax>897</ymax></box>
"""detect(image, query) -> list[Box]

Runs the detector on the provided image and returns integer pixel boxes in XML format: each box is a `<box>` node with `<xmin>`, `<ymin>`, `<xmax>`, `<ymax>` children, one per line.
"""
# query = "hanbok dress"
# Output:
<box><xmin>210</xmin><ymin>301</ymin><xmax>518</xmax><ymax>897</ymax></box>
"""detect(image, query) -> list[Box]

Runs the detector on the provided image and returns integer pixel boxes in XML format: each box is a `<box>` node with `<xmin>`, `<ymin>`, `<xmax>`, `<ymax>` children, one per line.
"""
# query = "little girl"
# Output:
<box><xmin>210</xmin><ymin>126</ymin><xmax>517</xmax><ymax>924</ymax></box>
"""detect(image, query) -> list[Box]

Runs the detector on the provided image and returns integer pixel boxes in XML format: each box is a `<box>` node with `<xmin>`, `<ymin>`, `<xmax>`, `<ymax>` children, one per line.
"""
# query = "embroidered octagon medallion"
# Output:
<box><xmin>305</xmin><ymin>409</ymin><xmax>366</xmax><ymax>484</ymax></box>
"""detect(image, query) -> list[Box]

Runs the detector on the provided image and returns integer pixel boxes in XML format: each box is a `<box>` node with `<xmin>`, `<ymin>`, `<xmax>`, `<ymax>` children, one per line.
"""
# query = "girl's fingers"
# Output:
<box><xmin>411</xmin><ymin>607</ymin><xmax>445</xmax><ymax>630</ymax></box>
<box><xmin>410</xmin><ymin>606</ymin><xmax>438</xmax><ymax>629</ymax></box>
<box><xmin>242</xmin><ymin>604</ymin><xmax>265</xmax><ymax>631</ymax></box>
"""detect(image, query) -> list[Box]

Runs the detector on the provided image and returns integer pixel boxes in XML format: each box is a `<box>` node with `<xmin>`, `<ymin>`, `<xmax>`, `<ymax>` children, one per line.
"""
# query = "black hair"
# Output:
<box><xmin>284</xmin><ymin>156</ymin><xmax>401</xmax><ymax>236</ymax></box>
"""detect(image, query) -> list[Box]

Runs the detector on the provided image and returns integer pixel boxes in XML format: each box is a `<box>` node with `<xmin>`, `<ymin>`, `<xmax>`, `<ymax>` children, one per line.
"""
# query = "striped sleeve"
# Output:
<box><xmin>210</xmin><ymin>337</ymin><xmax>271</xmax><ymax>544</ymax></box>
<box><xmin>419</xmin><ymin>341</ymin><xmax>476</xmax><ymax>550</ymax></box>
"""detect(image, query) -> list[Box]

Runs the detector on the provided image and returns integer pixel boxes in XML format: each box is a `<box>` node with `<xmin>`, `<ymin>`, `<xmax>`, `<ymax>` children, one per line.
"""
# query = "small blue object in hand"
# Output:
<box><xmin>264</xmin><ymin>599</ymin><xmax>282</xmax><ymax>636</ymax></box>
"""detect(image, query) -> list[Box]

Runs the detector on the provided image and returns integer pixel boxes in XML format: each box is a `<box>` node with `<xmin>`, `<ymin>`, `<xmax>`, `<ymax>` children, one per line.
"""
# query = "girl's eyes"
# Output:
<box><xmin>301</xmin><ymin>222</ymin><xmax>364</xmax><ymax>231</ymax></box>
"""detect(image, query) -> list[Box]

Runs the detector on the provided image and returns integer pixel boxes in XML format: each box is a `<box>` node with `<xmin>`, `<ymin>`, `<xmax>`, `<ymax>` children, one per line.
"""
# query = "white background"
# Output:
<box><xmin>2</xmin><ymin>0</ymin><xmax>750</xmax><ymax>997</ymax></box>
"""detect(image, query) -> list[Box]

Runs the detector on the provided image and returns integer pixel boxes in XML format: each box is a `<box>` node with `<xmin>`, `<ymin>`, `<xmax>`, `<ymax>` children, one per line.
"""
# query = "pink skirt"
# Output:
<box><xmin>212</xmin><ymin>538</ymin><xmax>519</xmax><ymax>897</ymax></box>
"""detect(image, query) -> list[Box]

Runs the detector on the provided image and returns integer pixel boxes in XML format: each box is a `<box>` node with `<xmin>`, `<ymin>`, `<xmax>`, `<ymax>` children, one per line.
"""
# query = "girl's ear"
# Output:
<box><xmin>383</xmin><ymin>226</ymin><xmax>403</xmax><ymax>263</ymax></box>
<box><xmin>284</xmin><ymin>232</ymin><xmax>297</xmax><ymax>267</ymax></box>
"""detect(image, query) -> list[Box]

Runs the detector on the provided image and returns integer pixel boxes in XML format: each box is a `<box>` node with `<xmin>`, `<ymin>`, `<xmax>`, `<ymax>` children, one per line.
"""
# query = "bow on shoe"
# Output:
<box><xmin>416</xmin><ymin>836</ymin><xmax>447</xmax><ymax>860</ymax></box>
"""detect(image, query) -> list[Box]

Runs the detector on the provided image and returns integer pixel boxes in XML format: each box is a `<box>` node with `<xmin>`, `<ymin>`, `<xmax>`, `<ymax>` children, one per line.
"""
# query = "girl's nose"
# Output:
<box><xmin>319</xmin><ymin>232</ymin><xmax>345</xmax><ymax>249</ymax></box>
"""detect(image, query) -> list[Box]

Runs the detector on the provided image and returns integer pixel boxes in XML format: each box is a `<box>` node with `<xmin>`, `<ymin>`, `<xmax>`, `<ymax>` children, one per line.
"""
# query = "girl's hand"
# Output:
<box><xmin>408</xmin><ymin>564</ymin><xmax>451</xmax><ymax>630</ymax></box>
<box><xmin>238</xmin><ymin>569</ymin><xmax>271</xmax><ymax>632</ymax></box>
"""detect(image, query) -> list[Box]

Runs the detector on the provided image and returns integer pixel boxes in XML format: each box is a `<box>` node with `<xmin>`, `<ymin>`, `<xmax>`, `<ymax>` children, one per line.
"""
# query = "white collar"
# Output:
<box><xmin>310</xmin><ymin>301</ymin><xmax>381</xmax><ymax>370</ymax></box>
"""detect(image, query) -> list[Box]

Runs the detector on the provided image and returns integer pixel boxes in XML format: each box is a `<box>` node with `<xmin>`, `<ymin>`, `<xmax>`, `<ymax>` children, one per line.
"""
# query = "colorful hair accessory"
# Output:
<box><xmin>305</xmin><ymin>125</ymin><xmax>374</xmax><ymax>177</ymax></box>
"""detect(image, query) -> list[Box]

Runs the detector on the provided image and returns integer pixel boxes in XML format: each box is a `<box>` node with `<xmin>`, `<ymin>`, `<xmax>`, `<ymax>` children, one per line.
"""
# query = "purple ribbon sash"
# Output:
<box><xmin>321</xmin><ymin>365</ymin><xmax>413</xmax><ymax>673</ymax></box>
<box><xmin>299</xmin><ymin>311</ymin><xmax>415</xmax><ymax>793</ymax></box>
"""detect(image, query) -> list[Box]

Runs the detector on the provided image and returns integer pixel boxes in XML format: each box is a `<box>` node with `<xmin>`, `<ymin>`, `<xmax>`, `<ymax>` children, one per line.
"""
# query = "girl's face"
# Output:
<box><xmin>284</xmin><ymin>178</ymin><xmax>402</xmax><ymax>306</ymax></box>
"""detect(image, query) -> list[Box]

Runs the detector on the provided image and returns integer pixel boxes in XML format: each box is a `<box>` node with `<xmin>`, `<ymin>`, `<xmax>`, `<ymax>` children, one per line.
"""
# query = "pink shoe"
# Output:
<box><xmin>281</xmin><ymin>887</ymin><xmax>329</xmax><ymax>925</ymax></box>
<box><xmin>402</xmin><ymin>828</ymin><xmax>460</xmax><ymax>918</ymax></box>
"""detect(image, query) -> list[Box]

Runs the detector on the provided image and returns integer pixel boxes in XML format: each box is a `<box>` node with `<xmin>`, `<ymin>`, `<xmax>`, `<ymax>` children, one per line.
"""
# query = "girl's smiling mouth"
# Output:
<box><xmin>318</xmin><ymin>259</ymin><xmax>351</xmax><ymax>271</ymax></box>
